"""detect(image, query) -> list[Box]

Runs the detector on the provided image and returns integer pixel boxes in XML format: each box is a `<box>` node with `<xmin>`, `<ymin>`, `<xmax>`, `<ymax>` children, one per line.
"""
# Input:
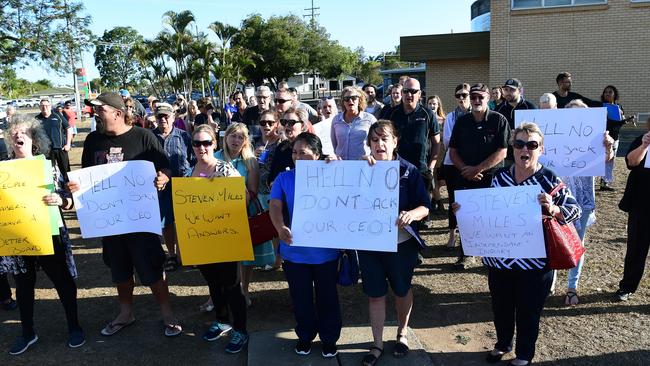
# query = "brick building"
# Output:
<box><xmin>401</xmin><ymin>0</ymin><xmax>650</xmax><ymax>117</ymax></box>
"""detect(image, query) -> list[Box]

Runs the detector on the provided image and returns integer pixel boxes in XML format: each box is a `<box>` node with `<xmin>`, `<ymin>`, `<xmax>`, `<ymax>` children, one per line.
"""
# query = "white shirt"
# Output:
<box><xmin>313</xmin><ymin>117</ymin><xmax>335</xmax><ymax>157</ymax></box>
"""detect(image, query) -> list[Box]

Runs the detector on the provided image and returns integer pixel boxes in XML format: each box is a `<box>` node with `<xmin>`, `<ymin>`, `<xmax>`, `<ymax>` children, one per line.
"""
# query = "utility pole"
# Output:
<box><xmin>63</xmin><ymin>0</ymin><xmax>82</xmax><ymax>119</ymax></box>
<box><xmin>304</xmin><ymin>0</ymin><xmax>320</xmax><ymax>99</ymax></box>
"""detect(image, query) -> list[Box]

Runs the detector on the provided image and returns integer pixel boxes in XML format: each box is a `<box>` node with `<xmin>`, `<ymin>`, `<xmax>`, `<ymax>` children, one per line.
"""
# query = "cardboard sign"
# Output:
<box><xmin>291</xmin><ymin>160</ymin><xmax>399</xmax><ymax>252</ymax></box>
<box><xmin>68</xmin><ymin>161</ymin><xmax>162</xmax><ymax>238</ymax></box>
<box><xmin>0</xmin><ymin>159</ymin><xmax>54</xmax><ymax>255</ymax></box>
<box><xmin>515</xmin><ymin>108</ymin><xmax>607</xmax><ymax>177</ymax></box>
<box><xmin>455</xmin><ymin>185</ymin><xmax>546</xmax><ymax>259</ymax></box>
<box><xmin>172</xmin><ymin>177</ymin><xmax>254</xmax><ymax>265</ymax></box>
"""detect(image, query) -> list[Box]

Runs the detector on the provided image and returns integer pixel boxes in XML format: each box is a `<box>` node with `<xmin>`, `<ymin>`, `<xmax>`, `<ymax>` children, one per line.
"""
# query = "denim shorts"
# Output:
<box><xmin>358</xmin><ymin>238</ymin><xmax>420</xmax><ymax>297</ymax></box>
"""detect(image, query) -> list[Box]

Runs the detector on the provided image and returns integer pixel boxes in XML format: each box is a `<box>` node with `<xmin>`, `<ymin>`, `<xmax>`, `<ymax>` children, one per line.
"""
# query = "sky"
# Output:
<box><xmin>16</xmin><ymin>0</ymin><xmax>476</xmax><ymax>86</ymax></box>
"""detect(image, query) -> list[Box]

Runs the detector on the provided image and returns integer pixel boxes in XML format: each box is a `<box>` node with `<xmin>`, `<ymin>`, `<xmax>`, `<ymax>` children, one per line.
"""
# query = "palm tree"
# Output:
<box><xmin>162</xmin><ymin>10</ymin><xmax>196</xmax><ymax>96</ymax></box>
<box><xmin>208</xmin><ymin>21</ymin><xmax>239</xmax><ymax>104</ymax></box>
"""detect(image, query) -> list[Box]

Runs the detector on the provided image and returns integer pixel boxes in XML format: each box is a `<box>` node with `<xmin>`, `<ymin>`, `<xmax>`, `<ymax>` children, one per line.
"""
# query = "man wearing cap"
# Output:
<box><xmin>75</xmin><ymin>92</ymin><xmax>183</xmax><ymax>337</ymax></box>
<box><xmin>449</xmin><ymin>83</ymin><xmax>510</xmax><ymax>270</ymax></box>
<box><xmin>362</xmin><ymin>84</ymin><xmax>384</xmax><ymax>119</ymax></box>
<box><xmin>241</xmin><ymin>86</ymin><xmax>273</xmax><ymax>145</ymax></box>
<box><xmin>153</xmin><ymin>102</ymin><xmax>193</xmax><ymax>272</ymax></box>
<box><xmin>36</xmin><ymin>98</ymin><xmax>72</xmax><ymax>174</ymax></box>
<box><xmin>495</xmin><ymin>78</ymin><xmax>537</xmax><ymax>130</ymax></box>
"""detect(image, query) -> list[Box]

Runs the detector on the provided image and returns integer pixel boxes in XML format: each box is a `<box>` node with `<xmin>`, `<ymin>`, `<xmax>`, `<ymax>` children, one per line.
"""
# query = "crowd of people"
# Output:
<box><xmin>1</xmin><ymin>71</ymin><xmax>649</xmax><ymax>366</ymax></box>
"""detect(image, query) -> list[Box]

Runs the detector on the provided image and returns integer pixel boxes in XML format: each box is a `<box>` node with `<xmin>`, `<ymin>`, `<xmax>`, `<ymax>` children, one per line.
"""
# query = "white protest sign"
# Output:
<box><xmin>292</xmin><ymin>160</ymin><xmax>399</xmax><ymax>252</ymax></box>
<box><xmin>455</xmin><ymin>185</ymin><xmax>546</xmax><ymax>258</ymax></box>
<box><xmin>645</xmin><ymin>152</ymin><xmax>650</xmax><ymax>169</ymax></box>
<box><xmin>68</xmin><ymin>161</ymin><xmax>162</xmax><ymax>238</ymax></box>
<box><xmin>515</xmin><ymin>108</ymin><xmax>607</xmax><ymax>177</ymax></box>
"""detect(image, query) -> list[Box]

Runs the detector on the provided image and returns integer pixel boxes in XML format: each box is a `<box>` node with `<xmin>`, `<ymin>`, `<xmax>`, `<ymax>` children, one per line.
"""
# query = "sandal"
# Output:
<box><xmin>565</xmin><ymin>290</ymin><xmax>579</xmax><ymax>306</ymax></box>
<box><xmin>100</xmin><ymin>317</ymin><xmax>136</xmax><ymax>336</ymax></box>
<box><xmin>393</xmin><ymin>334</ymin><xmax>409</xmax><ymax>358</ymax></box>
<box><xmin>164</xmin><ymin>255</ymin><xmax>179</xmax><ymax>272</ymax></box>
<box><xmin>164</xmin><ymin>322</ymin><xmax>183</xmax><ymax>337</ymax></box>
<box><xmin>362</xmin><ymin>346</ymin><xmax>384</xmax><ymax>366</ymax></box>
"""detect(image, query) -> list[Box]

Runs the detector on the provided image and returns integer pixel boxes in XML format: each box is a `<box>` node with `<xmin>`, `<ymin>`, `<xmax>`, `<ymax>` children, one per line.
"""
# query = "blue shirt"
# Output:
<box><xmin>396</xmin><ymin>156</ymin><xmax>432</xmax><ymax>248</ymax></box>
<box><xmin>270</xmin><ymin>169</ymin><xmax>340</xmax><ymax>264</ymax></box>
<box><xmin>154</xmin><ymin>127</ymin><xmax>194</xmax><ymax>177</ymax></box>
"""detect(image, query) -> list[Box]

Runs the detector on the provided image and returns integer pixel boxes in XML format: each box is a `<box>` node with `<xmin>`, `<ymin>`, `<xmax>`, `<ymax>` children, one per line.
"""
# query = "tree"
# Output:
<box><xmin>94</xmin><ymin>26</ymin><xmax>144</xmax><ymax>89</ymax></box>
<box><xmin>161</xmin><ymin>10</ymin><xmax>196</xmax><ymax>95</ymax></box>
<box><xmin>0</xmin><ymin>0</ymin><xmax>93</xmax><ymax>73</ymax></box>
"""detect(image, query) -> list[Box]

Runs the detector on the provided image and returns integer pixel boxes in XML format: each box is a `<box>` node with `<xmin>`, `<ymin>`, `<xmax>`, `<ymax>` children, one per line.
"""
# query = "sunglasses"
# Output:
<box><xmin>455</xmin><ymin>93</ymin><xmax>469</xmax><ymax>99</ymax></box>
<box><xmin>320</xmin><ymin>96</ymin><xmax>333</xmax><ymax>101</ymax></box>
<box><xmin>470</xmin><ymin>94</ymin><xmax>486</xmax><ymax>101</ymax></box>
<box><xmin>342</xmin><ymin>95</ymin><xmax>359</xmax><ymax>102</ymax></box>
<box><xmin>192</xmin><ymin>140</ymin><xmax>213</xmax><ymax>147</ymax></box>
<box><xmin>259</xmin><ymin>120</ymin><xmax>276</xmax><ymax>127</ymax></box>
<box><xmin>280</xmin><ymin>119</ymin><xmax>302</xmax><ymax>126</ymax></box>
<box><xmin>275</xmin><ymin>98</ymin><xmax>291</xmax><ymax>104</ymax></box>
<box><xmin>402</xmin><ymin>88</ymin><xmax>420</xmax><ymax>95</ymax></box>
<box><xmin>513</xmin><ymin>140</ymin><xmax>540</xmax><ymax>150</ymax></box>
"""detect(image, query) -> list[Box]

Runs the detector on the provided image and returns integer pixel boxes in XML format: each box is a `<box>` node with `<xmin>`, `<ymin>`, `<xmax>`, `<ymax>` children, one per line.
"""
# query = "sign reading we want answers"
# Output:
<box><xmin>292</xmin><ymin>160</ymin><xmax>399</xmax><ymax>252</ymax></box>
<box><xmin>515</xmin><ymin>107</ymin><xmax>607</xmax><ymax>177</ymax></box>
<box><xmin>455</xmin><ymin>185</ymin><xmax>546</xmax><ymax>259</ymax></box>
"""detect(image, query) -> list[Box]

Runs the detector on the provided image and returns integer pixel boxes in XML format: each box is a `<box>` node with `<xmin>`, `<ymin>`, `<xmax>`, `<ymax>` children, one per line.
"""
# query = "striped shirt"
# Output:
<box><xmin>482</xmin><ymin>165</ymin><xmax>582</xmax><ymax>270</ymax></box>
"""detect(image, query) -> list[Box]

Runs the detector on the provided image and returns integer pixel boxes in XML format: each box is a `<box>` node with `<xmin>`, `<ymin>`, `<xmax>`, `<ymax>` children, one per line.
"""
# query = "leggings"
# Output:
<box><xmin>198</xmin><ymin>261</ymin><xmax>247</xmax><ymax>333</ymax></box>
<box><xmin>14</xmin><ymin>236</ymin><xmax>80</xmax><ymax>338</ymax></box>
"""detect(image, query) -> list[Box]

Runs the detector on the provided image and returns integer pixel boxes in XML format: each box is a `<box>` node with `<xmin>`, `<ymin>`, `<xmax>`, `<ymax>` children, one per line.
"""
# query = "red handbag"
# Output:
<box><xmin>248</xmin><ymin>196</ymin><xmax>278</xmax><ymax>246</ymax></box>
<box><xmin>542</xmin><ymin>183</ymin><xmax>586</xmax><ymax>270</ymax></box>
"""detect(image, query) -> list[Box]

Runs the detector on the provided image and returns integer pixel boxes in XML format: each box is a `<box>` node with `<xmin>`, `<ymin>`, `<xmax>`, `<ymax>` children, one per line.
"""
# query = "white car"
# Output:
<box><xmin>0</xmin><ymin>106</ymin><xmax>6</xmax><ymax>120</ymax></box>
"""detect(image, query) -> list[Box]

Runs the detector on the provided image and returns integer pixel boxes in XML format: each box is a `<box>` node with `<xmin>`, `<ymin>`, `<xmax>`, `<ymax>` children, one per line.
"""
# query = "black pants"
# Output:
<box><xmin>619</xmin><ymin>211</ymin><xmax>650</xmax><ymax>293</ymax></box>
<box><xmin>198</xmin><ymin>261</ymin><xmax>247</xmax><ymax>333</ymax></box>
<box><xmin>49</xmin><ymin>148</ymin><xmax>70</xmax><ymax>176</ymax></box>
<box><xmin>488</xmin><ymin>267</ymin><xmax>553</xmax><ymax>362</ymax></box>
<box><xmin>14</xmin><ymin>236</ymin><xmax>81</xmax><ymax>338</ymax></box>
<box><xmin>283</xmin><ymin>259</ymin><xmax>341</xmax><ymax>345</ymax></box>
<box><xmin>443</xmin><ymin>165</ymin><xmax>459</xmax><ymax>229</ymax></box>
<box><xmin>0</xmin><ymin>273</ymin><xmax>12</xmax><ymax>301</ymax></box>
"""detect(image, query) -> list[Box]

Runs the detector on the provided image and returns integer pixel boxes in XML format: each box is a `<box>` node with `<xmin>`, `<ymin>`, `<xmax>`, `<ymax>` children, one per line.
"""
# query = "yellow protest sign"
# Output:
<box><xmin>172</xmin><ymin>177</ymin><xmax>254</xmax><ymax>265</ymax></box>
<box><xmin>0</xmin><ymin>159</ymin><xmax>53</xmax><ymax>256</ymax></box>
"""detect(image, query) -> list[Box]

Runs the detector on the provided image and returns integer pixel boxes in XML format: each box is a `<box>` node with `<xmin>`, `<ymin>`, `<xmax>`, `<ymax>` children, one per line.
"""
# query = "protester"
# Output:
<box><xmin>269</xmin><ymin>132</ymin><xmax>341</xmax><ymax>358</ymax></box>
<box><xmin>615</xmin><ymin>116</ymin><xmax>650</xmax><ymax>301</ymax></box>
<box><xmin>288</xmin><ymin>87</ymin><xmax>318</xmax><ymax>123</ymax></box>
<box><xmin>216</xmin><ymin>123</ymin><xmax>274</xmax><ymax>307</ymax></box>
<box><xmin>552</xmin><ymin>72</ymin><xmax>598</xmax><ymax>108</ymax></box>
<box><xmin>358</xmin><ymin>121</ymin><xmax>431</xmax><ymax>366</ymax></box>
<box><xmin>488</xmin><ymin>86</ymin><xmax>504</xmax><ymax>110</ymax></box>
<box><xmin>230</xmin><ymin>90</ymin><xmax>248</xmax><ymax>124</ymax></box>
<box><xmin>426</xmin><ymin>95</ymin><xmax>447</xmax><ymax>213</ymax></box>
<box><xmin>313</xmin><ymin>97</ymin><xmax>337</xmax><ymax>157</ymax></box>
<box><xmin>449</xmin><ymin>83</ymin><xmax>510</xmax><ymax>269</ymax></box>
<box><xmin>36</xmin><ymin>98</ymin><xmax>72</xmax><ymax>174</ymax></box>
<box><xmin>153</xmin><ymin>102</ymin><xmax>194</xmax><ymax>272</ymax></box>
<box><xmin>195</xmin><ymin>97</ymin><xmax>223</xmax><ymax>132</ymax></box>
<box><xmin>378</xmin><ymin>84</ymin><xmax>402</xmax><ymax>120</ymax></box>
<box><xmin>442</xmin><ymin>83</ymin><xmax>471</xmax><ymax>249</ymax></box>
<box><xmin>600</xmin><ymin>85</ymin><xmax>630</xmax><ymax>191</ymax></box>
<box><xmin>268</xmin><ymin>108</ymin><xmax>309</xmax><ymax>185</ymax></box>
<box><xmin>186</xmin><ymin>100</ymin><xmax>198</xmax><ymax>130</ymax></box>
<box><xmin>76</xmin><ymin>92</ymin><xmax>182</xmax><ymax>338</ymax></box>
<box><xmin>188</xmin><ymin>124</ymin><xmax>249</xmax><ymax>353</ymax></box>
<box><xmin>2</xmin><ymin>114</ymin><xmax>84</xmax><ymax>355</ymax></box>
<box><xmin>495</xmin><ymin>78</ymin><xmax>537</xmax><ymax>131</ymax></box>
<box><xmin>62</xmin><ymin>101</ymin><xmax>77</xmax><ymax>145</ymax></box>
<box><xmin>330</xmin><ymin>86</ymin><xmax>376</xmax><ymax>160</ymax></box>
<box><xmin>224</xmin><ymin>95</ymin><xmax>237</xmax><ymax>124</ymax></box>
<box><xmin>363</xmin><ymin>84</ymin><xmax>384</xmax><ymax>118</ymax></box>
<box><xmin>461</xmin><ymin>122</ymin><xmax>581</xmax><ymax>366</ymax></box>
<box><xmin>538</xmin><ymin>93</ymin><xmax>557</xmax><ymax>110</ymax></box>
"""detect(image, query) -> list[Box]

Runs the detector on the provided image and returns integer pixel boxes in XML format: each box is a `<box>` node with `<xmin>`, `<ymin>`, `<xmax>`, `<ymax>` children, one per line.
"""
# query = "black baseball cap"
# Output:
<box><xmin>84</xmin><ymin>92</ymin><xmax>126</xmax><ymax>111</ymax></box>
<box><xmin>469</xmin><ymin>83</ymin><xmax>489</xmax><ymax>94</ymax></box>
<box><xmin>504</xmin><ymin>78</ymin><xmax>522</xmax><ymax>89</ymax></box>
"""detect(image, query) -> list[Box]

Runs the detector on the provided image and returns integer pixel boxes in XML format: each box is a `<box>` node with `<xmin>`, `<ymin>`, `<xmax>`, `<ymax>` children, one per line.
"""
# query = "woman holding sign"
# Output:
<box><xmin>471</xmin><ymin>122</ymin><xmax>581</xmax><ymax>366</ymax></box>
<box><xmin>0</xmin><ymin>115</ymin><xmax>84</xmax><ymax>355</ymax></box>
<box><xmin>269</xmin><ymin>132</ymin><xmax>342</xmax><ymax>358</ymax></box>
<box><xmin>188</xmin><ymin>124</ymin><xmax>249</xmax><ymax>354</ymax></box>
<box><xmin>358</xmin><ymin>120</ymin><xmax>430</xmax><ymax>365</ymax></box>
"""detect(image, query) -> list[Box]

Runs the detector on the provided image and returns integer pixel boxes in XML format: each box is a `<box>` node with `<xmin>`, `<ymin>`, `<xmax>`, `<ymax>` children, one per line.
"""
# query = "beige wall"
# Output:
<box><xmin>490</xmin><ymin>0</ymin><xmax>650</xmax><ymax>116</ymax></box>
<box><xmin>425</xmin><ymin>58</ymin><xmax>489</xmax><ymax>114</ymax></box>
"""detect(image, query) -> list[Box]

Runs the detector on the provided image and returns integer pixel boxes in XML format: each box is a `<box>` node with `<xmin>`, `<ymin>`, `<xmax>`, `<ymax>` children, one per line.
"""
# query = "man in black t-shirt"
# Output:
<box><xmin>495</xmin><ymin>78</ymin><xmax>536</xmax><ymax>164</ymax></box>
<box><xmin>241</xmin><ymin>86</ymin><xmax>273</xmax><ymax>144</ymax></box>
<box><xmin>449</xmin><ymin>83</ymin><xmax>510</xmax><ymax>269</ymax></box>
<box><xmin>76</xmin><ymin>92</ymin><xmax>183</xmax><ymax>337</ymax></box>
<box><xmin>552</xmin><ymin>72</ymin><xmax>600</xmax><ymax>108</ymax></box>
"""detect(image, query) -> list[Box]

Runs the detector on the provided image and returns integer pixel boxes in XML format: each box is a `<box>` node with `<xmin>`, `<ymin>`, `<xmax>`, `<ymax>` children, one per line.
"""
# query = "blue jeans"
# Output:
<box><xmin>567</xmin><ymin>208</ymin><xmax>592</xmax><ymax>290</ymax></box>
<box><xmin>603</xmin><ymin>140</ymin><xmax>619</xmax><ymax>184</ymax></box>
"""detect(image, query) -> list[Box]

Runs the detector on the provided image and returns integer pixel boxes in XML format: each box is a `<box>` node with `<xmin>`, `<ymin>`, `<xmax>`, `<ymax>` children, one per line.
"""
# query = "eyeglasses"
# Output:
<box><xmin>275</xmin><ymin>98</ymin><xmax>291</xmax><ymax>104</ymax></box>
<box><xmin>192</xmin><ymin>140</ymin><xmax>213</xmax><ymax>147</ymax></box>
<box><xmin>402</xmin><ymin>88</ymin><xmax>420</xmax><ymax>95</ymax></box>
<box><xmin>513</xmin><ymin>140</ymin><xmax>540</xmax><ymax>150</ymax></box>
<box><xmin>259</xmin><ymin>120</ymin><xmax>276</xmax><ymax>127</ymax></box>
<box><xmin>320</xmin><ymin>96</ymin><xmax>333</xmax><ymax>101</ymax></box>
<box><xmin>280</xmin><ymin>119</ymin><xmax>302</xmax><ymax>127</ymax></box>
<box><xmin>470</xmin><ymin>95</ymin><xmax>486</xmax><ymax>101</ymax></box>
<box><xmin>342</xmin><ymin>95</ymin><xmax>359</xmax><ymax>102</ymax></box>
<box><xmin>455</xmin><ymin>93</ymin><xmax>469</xmax><ymax>99</ymax></box>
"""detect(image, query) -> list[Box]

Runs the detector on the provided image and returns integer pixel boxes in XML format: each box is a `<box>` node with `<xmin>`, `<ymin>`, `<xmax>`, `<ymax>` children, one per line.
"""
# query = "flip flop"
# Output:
<box><xmin>393</xmin><ymin>334</ymin><xmax>409</xmax><ymax>358</ymax></box>
<box><xmin>100</xmin><ymin>318</ymin><xmax>136</xmax><ymax>336</ymax></box>
<box><xmin>362</xmin><ymin>346</ymin><xmax>384</xmax><ymax>366</ymax></box>
<box><xmin>164</xmin><ymin>323</ymin><xmax>183</xmax><ymax>337</ymax></box>
<box><xmin>565</xmin><ymin>291</ymin><xmax>579</xmax><ymax>306</ymax></box>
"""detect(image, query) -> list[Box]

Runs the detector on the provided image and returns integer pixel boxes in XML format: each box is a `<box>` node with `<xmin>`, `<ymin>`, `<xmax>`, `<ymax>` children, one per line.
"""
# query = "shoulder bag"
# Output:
<box><xmin>542</xmin><ymin>183</ymin><xmax>585</xmax><ymax>270</ymax></box>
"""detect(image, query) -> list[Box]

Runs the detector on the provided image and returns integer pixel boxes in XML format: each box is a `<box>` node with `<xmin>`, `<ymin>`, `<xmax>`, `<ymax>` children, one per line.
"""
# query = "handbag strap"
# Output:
<box><xmin>549</xmin><ymin>182</ymin><xmax>566</xmax><ymax>197</ymax></box>
<box><xmin>250</xmin><ymin>193</ymin><xmax>263</xmax><ymax>215</ymax></box>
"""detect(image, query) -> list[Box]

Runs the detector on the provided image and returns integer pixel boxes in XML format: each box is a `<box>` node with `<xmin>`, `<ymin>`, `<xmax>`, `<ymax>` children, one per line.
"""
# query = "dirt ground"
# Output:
<box><xmin>1</xmin><ymin>119</ymin><xmax>649</xmax><ymax>365</ymax></box>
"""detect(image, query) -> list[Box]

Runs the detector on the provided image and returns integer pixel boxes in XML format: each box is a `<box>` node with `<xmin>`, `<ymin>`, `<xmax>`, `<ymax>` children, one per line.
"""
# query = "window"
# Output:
<box><xmin>512</xmin><ymin>0</ymin><xmax>606</xmax><ymax>9</ymax></box>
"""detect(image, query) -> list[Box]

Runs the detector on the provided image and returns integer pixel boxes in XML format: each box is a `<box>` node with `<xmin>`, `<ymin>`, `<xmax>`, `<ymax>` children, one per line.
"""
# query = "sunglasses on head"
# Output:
<box><xmin>275</xmin><ymin>98</ymin><xmax>291</xmax><ymax>104</ymax></box>
<box><xmin>342</xmin><ymin>95</ymin><xmax>359</xmax><ymax>102</ymax></box>
<box><xmin>259</xmin><ymin>120</ymin><xmax>276</xmax><ymax>127</ymax></box>
<box><xmin>402</xmin><ymin>88</ymin><xmax>420</xmax><ymax>95</ymax></box>
<box><xmin>192</xmin><ymin>140</ymin><xmax>213</xmax><ymax>148</ymax></box>
<box><xmin>513</xmin><ymin>140</ymin><xmax>540</xmax><ymax>150</ymax></box>
<box><xmin>280</xmin><ymin>119</ymin><xmax>301</xmax><ymax>126</ymax></box>
<box><xmin>455</xmin><ymin>93</ymin><xmax>469</xmax><ymax>99</ymax></box>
